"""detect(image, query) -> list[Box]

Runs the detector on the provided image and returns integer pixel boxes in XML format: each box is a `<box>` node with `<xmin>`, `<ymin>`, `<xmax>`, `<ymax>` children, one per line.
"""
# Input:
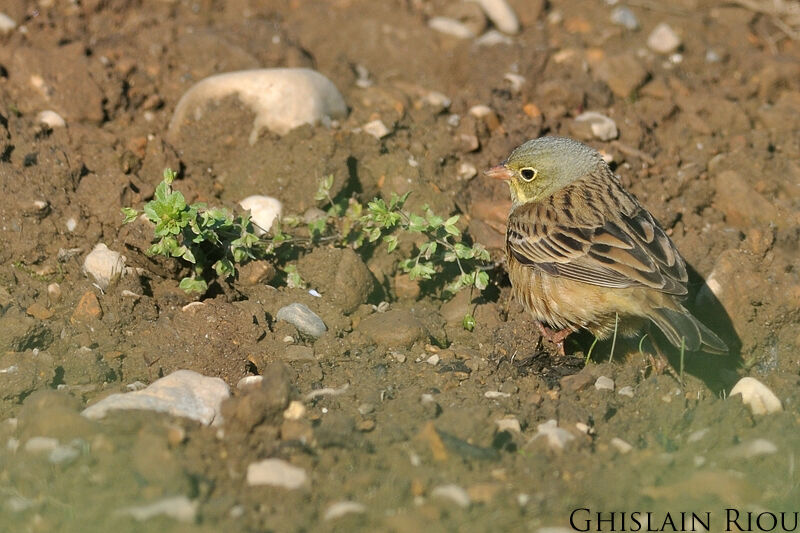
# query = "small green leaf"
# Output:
<box><xmin>475</xmin><ymin>270</ymin><xmax>489</xmax><ymax>290</ymax></box>
<box><xmin>462</xmin><ymin>313</ymin><xmax>476</xmax><ymax>332</ymax></box>
<box><xmin>179</xmin><ymin>277</ymin><xmax>208</xmax><ymax>294</ymax></box>
<box><xmin>121</xmin><ymin>207</ymin><xmax>139</xmax><ymax>224</ymax></box>
<box><xmin>214</xmin><ymin>258</ymin><xmax>235</xmax><ymax>278</ymax></box>
<box><xmin>384</xmin><ymin>235</ymin><xmax>398</xmax><ymax>253</ymax></box>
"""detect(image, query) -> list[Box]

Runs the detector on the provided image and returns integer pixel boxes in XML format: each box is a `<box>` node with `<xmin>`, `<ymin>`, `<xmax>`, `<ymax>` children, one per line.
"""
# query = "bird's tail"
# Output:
<box><xmin>649</xmin><ymin>306</ymin><xmax>728</xmax><ymax>354</ymax></box>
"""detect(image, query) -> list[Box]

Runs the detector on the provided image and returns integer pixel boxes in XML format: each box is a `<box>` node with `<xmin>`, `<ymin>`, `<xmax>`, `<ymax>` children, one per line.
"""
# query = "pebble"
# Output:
<box><xmin>239</xmin><ymin>195</ymin><xmax>282</xmax><ymax>235</ymax></box>
<box><xmin>504</xmin><ymin>73</ymin><xmax>526</xmax><ymax>93</ymax></box>
<box><xmin>83</xmin><ymin>243</ymin><xmax>126</xmax><ymax>290</ymax></box>
<box><xmin>47</xmin><ymin>282</ymin><xmax>62</xmax><ymax>303</ymax></box>
<box><xmin>236</xmin><ymin>375</ymin><xmax>263</xmax><ymax>390</ymax></box>
<box><xmin>283</xmin><ymin>400</ymin><xmax>306</xmax><ymax>420</ymax></box>
<box><xmin>610</xmin><ymin>6</ymin><xmax>639</xmax><ymax>30</ymax></box>
<box><xmin>729</xmin><ymin>377</ymin><xmax>783</xmax><ymax>415</ymax></box>
<box><xmin>474</xmin><ymin>0</ymin><xmax>520</xmax><ymax>34</ymax></box>
<box><xmin>431</xmin><ymin>484</ymin><xmax>471</xmax><ymax>508</ymax></box>
<box><xmin>168</xmin><ymin>68</ymin><xmax>347</xmax><ymax>144</ymax></box>
<box><xmin>358</xmin><ymin>309</ymin><xmax>425</xmax><ymax>348</ymax></box>
<box><xmin>428</xmin><ymin>16</ymin><xmax>475</xmax><ymax>39</ymax></box>
<box><xmin>726</xmin><ymin>438</ymin><xmax>778</xmax><ymax>459</ymax></box>
<box><xmin>362</xmin><ymin>119</ymin><xmax>391</xmax><ymax>139</ymax></box>
<box><xmin>617</xmin><ymin>386</ymin><xmax>634</xmax><ymax>397</ymax></box>
<box><xmin>647</xmin><ymin>23</ymin><xmax>681</xmax><ymax>54</ymax></box>
<box><xmin>529</xmin><ymin>420</ymin><xmax>575</xmax><ymax>451</ymax></box>
<box><xmin>560</xmin><ymin>371</ymin><xmax>594</xmax><ymax>393</ymax></box>
<box><xmin>457</xmin><ymin>162</ymin><xmax>477</xmax><ymax>180</ymax></box>
<box><xmin>36</xmin><ymin>110</ymin><xmax>66</xmax><ymax>128</ymax></box>
<box><xmin>276</xmin><ymin>303</ymin><xmax>327</xmax><ymax>339</ymax></box>
<box><xmin>24</xmin><ymin>436</ymin><xmax>59</xmax><ymax>453</ymax></box>
<box><xmin>574</xmin><ymin>112</ymin><xmax>618</xmax><ymax>141</ymax></box>
<box><xmin>484</xmin><ymin>390</ymin><xmax>511</xmax><ymax>399</ymax></box>
<box><xmin>247</xmin><ymin>458</ymin><xmax>308</xmax><ymax>489</ymax></box>
<box><xmin>66</xmin><ymin>217</ymin><xmax>77</xmax><ymax>232</ymax></box>
<box><xmin>425</xmin><ymin>354</ymin><xmax>440</xmax><ymax>366</ymax></box>
<box><xmin>323</xmin><ymin>501</ymin><xmax>367</xmax><ymax>521</ymax></box>
<box><xmin>610</xmin><ymin>437</ymin><xmax>633</xmax><ymax>454</ymax></box>
<box><xmin>71</xmin><ymin>291</ymin><xmax>103</xmax><ymax>323</ymax></box>
<box><xmin>118</xmin><ymin>496</ymin><xmax>198</xmax><ymax>523</ymax></box>
<box><xmin>495</xmin><ymin>417</ymin><xmax>521</xmax><ymax>433</ymax></box>
<box><xmin>0</xmin><ymin>13</ymin><xmax>16</xmax><ymax>34</ymax></box>
<box><xmin>26</xmin><ymin>303</ymin><xmax>53</xmax><ymax>320</ymax></box>
<box><xmin>594</xmin><ymin>376</ymin><xmax>615</xmax><ymax>391</ymax></box>
<box><xmin>424</xmin><ymin>91</ymin><xmax>452</xmax><ymax>110</ymax></box>
<box><xmin>81</xmin><ymin>370</ymin><xmax>230</xmax><ymax>426</ymax></box>
<box><xmin>475</xmin><ymin>29</ymin><xmax>513</xmax><ymax>46</ymax></box>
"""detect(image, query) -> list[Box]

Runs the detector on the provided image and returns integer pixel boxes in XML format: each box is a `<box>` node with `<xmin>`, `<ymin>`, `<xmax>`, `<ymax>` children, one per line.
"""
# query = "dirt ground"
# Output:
<box><xmin>1</xmin><ymin>0</ymin><xmax>800</xmax><ymax>531</ymax></box>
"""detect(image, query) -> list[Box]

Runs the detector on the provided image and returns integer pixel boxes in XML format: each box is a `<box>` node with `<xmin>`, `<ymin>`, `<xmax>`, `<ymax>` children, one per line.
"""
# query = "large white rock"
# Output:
<box><xmin>473</xmin><ymin>0</ymin><xmax>520</xmax><ymax>35</ymax></box>
<box><xmin>730</xmin><ymin>377</ymin><xmax>783</xmax><ymax>415</ymax></box>
<box><xmin>81</xmin><ymin>370</ymin><xmax>230</xmax><ymax>426</ymax></box>
<box><xmin>239</xmin><ymin>195</ymin><xmax>282</xmax><ymax>235</ymax></box>
<box><xmin>247</xmin><ymin>458</ymin><xmax>308</xmax><ymax>489</ymax></box>
<box><xmin>168</xmin><ymin>68</ymin><xmax>347</xmax><ymax>145</ymax></box>
<box><xmin>83</xmin><ymin>243</ymin><xmax>126</xmax><ymax>290</ymax></box>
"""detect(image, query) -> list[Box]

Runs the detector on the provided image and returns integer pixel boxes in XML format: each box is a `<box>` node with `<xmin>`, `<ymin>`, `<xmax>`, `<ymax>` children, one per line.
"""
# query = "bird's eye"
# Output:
<box><xmin>520</xmin><ymin>168</ymin><xmax>537</xmax><ymax>181</ymax></box>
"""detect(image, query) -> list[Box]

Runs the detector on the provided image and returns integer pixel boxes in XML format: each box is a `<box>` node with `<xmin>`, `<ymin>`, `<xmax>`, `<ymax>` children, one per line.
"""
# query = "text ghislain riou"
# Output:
<box><xmin>569</xmin><ymin>508</ymin><xmax>800</xmax><ymax>532</ymax></box>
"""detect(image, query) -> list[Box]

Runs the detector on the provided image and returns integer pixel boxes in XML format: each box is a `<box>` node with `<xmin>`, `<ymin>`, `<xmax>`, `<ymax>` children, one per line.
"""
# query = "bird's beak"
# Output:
<box><xmin>484</xmin><ymin>165</ymin><xmax>512</xmax><ymax>181</ymax></box>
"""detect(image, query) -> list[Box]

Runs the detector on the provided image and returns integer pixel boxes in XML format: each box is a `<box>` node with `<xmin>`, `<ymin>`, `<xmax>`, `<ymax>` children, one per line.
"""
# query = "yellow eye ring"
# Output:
<box><xmin>520</xmin><ymin>168</ymin><xmax>537</xmax><ymax>181</ymax></box>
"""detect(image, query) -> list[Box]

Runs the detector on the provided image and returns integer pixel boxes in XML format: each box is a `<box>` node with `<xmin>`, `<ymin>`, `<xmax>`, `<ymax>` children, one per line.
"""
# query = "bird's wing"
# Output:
<box><xmin>506</xmin><ymin>177</ymin><xmax>688</xmax><ymax>296</ymax></box>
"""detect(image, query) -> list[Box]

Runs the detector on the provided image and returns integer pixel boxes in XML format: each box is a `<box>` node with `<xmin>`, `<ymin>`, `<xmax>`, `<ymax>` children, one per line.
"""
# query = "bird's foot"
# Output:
<box><xmin>536</xmin><ymin>323</ymin><xmax>572</xmax><ymax>356</ymax></box>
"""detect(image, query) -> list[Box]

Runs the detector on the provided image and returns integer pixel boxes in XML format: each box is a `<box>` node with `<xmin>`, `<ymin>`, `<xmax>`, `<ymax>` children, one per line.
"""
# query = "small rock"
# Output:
<box><xmin>363</xmin><ymin>119</ymin><xmax>391</xmax><ymax>139</ymax></box>
<box><xmin>618</xmin><ymin>386</ymin><xmax>634</xmax><ymax>397</ymax></box>
<box><xmin>239</xmin><ymin>195</ymin><xmax>282</xmax><ymax>235</ymax></box>
<box><xmin>324</xmin><ymin>501</ymin><xmax>367</xmax><ymax>521</ymax></box>
<box><xmin>0</xmin><ymin>13</ymin><xmax>16</xmax><ymax>34</ymax></box>
<box><xmin>283</xmin><ymin>400</ymin><xmax>306</xmax><ymax>420</ymax></box>
<box><xmin>428</xmin><ymin>16</ymin><xmax>475</xmax><ymax>39</ymax></box>
<box><xmin>529</xmin><ymin>420</ymin><xmax>575</xmax><ymax>451</ymax></box>
<box><xmin>47</xmin><ymin>283</ymin><xmax>62</xmax><ymax>303</ymax></box>
<box><xmin>236</xmin><ymin>375</ymin><xmax>263</xmax><ymax>390</ymax></box>
<box><xmin>431</xmin><ymin>484</ymin><xmax>471</xmax><ymax>508</ymax></box>
<box><xmin>476</xmin><ymin>30</ymin><xmax>513</xmax><ymax>46</ymax></box>
<box><xmin>276</xmin><ymin>303</ymin><xmax>327</xmax><ymax>339</ymax></box>
<box><xmin>118</xmin><ymin>496</ymin><xmax>198</xmax><ymax>523</ymax></box>
<box><xmin>594</xmin><ymin>376</ymin><xmax>615</xmax><ymax>391</ymax></box>
<box><xmin>24</xmin><ymin>436</ymin><xmax>59</xmax><ymax>453</ymax></box>
<box><xmin>592</xmin><ymin>53</ymin><xmax>648</xmax><ymax>98</ymax></box>
<box><xmin>425</xmin><ymin>354</ymin><xmax>440</xmax><ymax>366</ymax></box>
<box><xmin>610</xmin><ymin>437</ymin><xmax>633</xmax><ymax>454</ymax></box>
<box><xmin>168</xmin><ymin>68</ymin><xmax>347</xmax><ymax>144</ymax></box>
<box><xmin>726</xmin><ymin>438</ymin><xmax>778</xmax><ymax>459</ymax></box>
<box><xmin>610</xmin><ymin>6</ymin><xmax>639</xmax><ymax>30</ymax></box>
<box><xmin>247</xmin><ymin>458</ymin><xmax>308</xmax><ymax>488</ymax></box>
<box><xmin>26</xmin><ymin>303</ymin><xmax>54</xmax><ymax>320</ymax></box>
<box><xmin>457</xmin><ymin>162</ymin><xmax>478</xmax><ymax>180</ymax></box>
<box><xmin>71</xmin><ymin>291</ymin><xmax>103</xmax><ymax>324</ymax></box>
<box><xmin>560</xmin><ymin>371</ymin><xmax>594</xmax><ymax>393</ymax></box>
<box><xmin>358</xmin><ymin>309</ymin><xmax>426</xmax><ymax>348</ymax></box>
<box><xmin>729</xmin><ymin>377</ymin><xmax>783</xmax><ymax>415</ymax></box>
<box><xmin>36</xmin><ymin>110</ymin><xmax>66</xmax><ymax>128</ymax></box>
<box><xmin>573</xmin><ymin>112</ymin><xmax>618</xmax><ymax>141</ymax></box>
<box><xmin>83</xmin><ymin>243</ymin><xmax>125</xmax><ymax>290</ymax></box>
<box><xmin>484</xmin><ymin>390</ymin><xmax>511</xmax><ymax>399</ymax></box>
<box><xmin>81</xmin><ymin>370</ymin><xmax>230</xmax><ymax>426</ymax></box>
<box><xmin>496</xmin><ymin>417</ymin><xmax>521</xmax><ymax>433</ymax></box>
<box><xmin>647</xmin><ymin>23</ymin><xmax>681</xmax><ymax>54</ymax></box>
<box><xmin>474</xmin><ymin>0</ymin><xmax>520</xmax><ymax>34</ymax></box>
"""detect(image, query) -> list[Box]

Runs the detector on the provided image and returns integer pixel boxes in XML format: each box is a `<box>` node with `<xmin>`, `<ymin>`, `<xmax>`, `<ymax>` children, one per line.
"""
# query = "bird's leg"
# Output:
<box><xmin>536</xmin><ymin>323</ymin><xmax>572</xmax><ymax>356</ymax></box>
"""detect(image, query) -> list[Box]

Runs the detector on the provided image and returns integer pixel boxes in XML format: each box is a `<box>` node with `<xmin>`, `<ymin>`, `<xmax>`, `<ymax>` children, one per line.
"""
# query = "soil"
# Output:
<box><xmin>1</xmin><ymin>0</ymin><xmax>800</xmax><ymax>531</ymax></box>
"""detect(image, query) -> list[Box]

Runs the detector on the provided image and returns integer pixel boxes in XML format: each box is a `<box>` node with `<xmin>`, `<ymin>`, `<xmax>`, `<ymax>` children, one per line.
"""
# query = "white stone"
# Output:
<box><xmin>468</xmin><ymin>104</ymin><xmax>493</xmax><ymax>118</ymax></box>
<box><xmin>83</xmin><ymin>243</ymin><xmax>125</xmax><ymax>290</ymax></box>
<box><xmin>246</xmin><ymin>458</ymin><xmax>308</xmax><ymax>489</ymax></box>
<box><xmin>610</xmin><ymin>6</ymin><xmax>639</xmax><ymax>30</ymax></box>
<box><xmin>529</xmin><ymin>419</ymin><xmax>575</xmax><ymax>451</ymax></box>
<box><xmin>431</xmin><ymin>484</ymin><xmax>471</xmax><ymax>508</ymax></box>
<box><xmin>458</xmin><ymin>162</ymin><xmax>477</xmax><ymax>180</ymax></box>
<box><xmin>168</xmin><ymin>68</ymin><xmax>347</xmax><ymax>144</ymax></box>
<box><xmin>726</xmin><ymin>438</ymin><xmax>778</xmax><ymax>459</ymax></box>
<box><xmin>118</xmin><ymin>496</ymin><xmax>198</xmax><ymax>523</ymax></box>
<box><xmin>496</xmin><ymin>417</ymin><xmax>521</xmax><ymax>433</ymax></box>
<box><xmin>424</xmin><ymin>91</ymin><xmax>451</xmax><ymax>109</ymax></box>
<box><xmin>362</xmin><ymin>119</ymin><xmax>390</xmax><ymax>139</ymax></box>
<box><xmin>594</xmin><ymin>375</ymin><xmax>615</xmax><ymax>391</ymax></box>
<box><xmin>474</xmin><ymin>0</ymin><xmax>520</xmax><ymax>34</ymax></box>
<box><xmin>729</xmin><ymin>377</ymin><xmax>783</xmax><ymax>415</ymax></box>
<box><xmin>484</xmin><ymin>390</ymin><xmax>511</xmax><ymax>399</ymax></box>
<box><xmin>81</xmin><ymin>370</ymin><xmax>230</xmax><ymax>426</ymax></box>
<box><xmin>610</xmin><ymin>437</ymin><xmax>633</xmax><ymax>454</ymax></box>
<box><xmin>0</xmin><ymin>13</ymin><xmax>16</xmax><ymax>34</ymax></box>
<box><xmin>283</xmin><ymin>400</ymin><xmax>306</xmax><ymax>420</ymax></box>
<box><xmin>24</xmin><ymin>436</ymin><xmax>59</xmax><ymax>453</ymax></box>
<box><xmin>476</xmin><ymin>30</ymin><xmax>513</xmax><ymax>46</ymax></box>
<box><xmin>425</xmin><ymin>354</ymin><xmax>440</xmax><ymax>366</ymax></box>
<box><xmin>428</xmin><ymin>17</ymin><xmax>475</xmax><ymax>39</ymax></box>
<box><xmin>323</xmin><ymin>501</ymin><xmax>367</xmax><ymax>521</ymax></box>
<box><xmin>618</xmin><ymin>386</ymin><xmax>634</xmax><ymax>397</ymax></box>
<box><xmin>647</xmin><ymin>23</ymin><xmax>681</xmax><ymax>54</ymax></box>
<box><xmin>66</xmin><ymin>217</ymin><xmax>77</xmax><ymax>232</ymax></box>
<box><xmin>36</xmin><ymin>110</ymin><xmax>66</xmax><ymax>128</ymax></box>
<box><xmin>504</xmin><ymin>73</ymin><xmax>525</xmax><ymax>93</ymax></box>
<box><xmin>236</xmin><ymin>375</ymin><xmax>263</xmax><ymax>390</ymax></box>
<box><xmin>575</xmin><ymin>112</ymin><xmax>619</xmax><ymax>141</ymax></box>
<box><xmin>239</xmin><ymin>195</ymin><xmax>282</xmax><ymax>235</ymax></box>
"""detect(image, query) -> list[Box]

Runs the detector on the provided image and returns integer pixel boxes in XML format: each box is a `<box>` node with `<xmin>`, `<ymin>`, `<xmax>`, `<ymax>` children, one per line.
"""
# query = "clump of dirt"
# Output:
<box><xmin>1</xmin><ymin>0</ymin><xmax>799</xmax><ymax>531</ymax></box>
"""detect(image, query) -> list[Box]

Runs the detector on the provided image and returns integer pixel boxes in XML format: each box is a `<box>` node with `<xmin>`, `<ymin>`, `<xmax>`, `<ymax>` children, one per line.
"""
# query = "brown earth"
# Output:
<box><xmin>1</xmin><ymin>0</ymin><xmax>799</xmax><ymax>531</ymax></box>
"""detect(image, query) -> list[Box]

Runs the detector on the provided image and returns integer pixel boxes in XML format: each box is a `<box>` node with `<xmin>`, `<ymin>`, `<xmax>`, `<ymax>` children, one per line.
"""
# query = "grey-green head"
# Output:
<box><xmin>486</xmin><ymin>136</ymin><xmax>605</xmax><ymax>206</ymax></box>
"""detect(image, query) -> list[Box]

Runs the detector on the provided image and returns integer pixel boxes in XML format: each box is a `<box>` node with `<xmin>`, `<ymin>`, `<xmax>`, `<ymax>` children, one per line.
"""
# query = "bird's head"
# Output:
<box><xmin>485</xmin><ymin>136</ymin><xmax>605</xmax><ymax>207</ymax></box>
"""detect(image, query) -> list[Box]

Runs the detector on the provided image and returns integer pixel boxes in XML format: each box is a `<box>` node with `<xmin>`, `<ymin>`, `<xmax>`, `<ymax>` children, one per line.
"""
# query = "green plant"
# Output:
<box><xmin>122</xmin><ymin>169</ymin><xmax>263</xmax><ymax>293</ymax></box>
<box><xmin>123</xmin><ymin>170</ymin><xmax>494</xmax><ymax>303</ymax></box>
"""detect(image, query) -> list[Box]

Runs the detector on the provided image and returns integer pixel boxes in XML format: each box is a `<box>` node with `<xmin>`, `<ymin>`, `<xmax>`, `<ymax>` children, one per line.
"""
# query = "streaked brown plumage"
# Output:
<box><xmin>487</xmin><ymin>136</ymin><xmax>727</xmax><ymax>354</ymax></box>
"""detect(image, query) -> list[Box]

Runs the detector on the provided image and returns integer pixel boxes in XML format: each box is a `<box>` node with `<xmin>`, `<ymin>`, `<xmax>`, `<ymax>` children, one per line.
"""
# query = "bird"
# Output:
<box><xmin>485</xmin><ymin>136</ymin><xmax>727</xmax><ymax>356</ymax></box>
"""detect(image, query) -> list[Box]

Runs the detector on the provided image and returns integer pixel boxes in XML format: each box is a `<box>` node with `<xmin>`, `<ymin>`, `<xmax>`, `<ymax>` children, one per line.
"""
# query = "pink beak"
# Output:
<box><xmin>484</xmin><ymin>165</ymin><xmax>512</xmax><ymax>181</ymax></box>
